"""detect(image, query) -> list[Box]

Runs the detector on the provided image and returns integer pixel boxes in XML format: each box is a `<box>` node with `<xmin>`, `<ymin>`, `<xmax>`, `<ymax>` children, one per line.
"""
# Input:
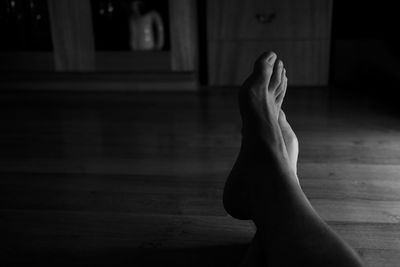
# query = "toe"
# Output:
<box><xmin>253</xmin><ymin>51</ymin><xmax>276</xmax><ymax>83</ymax></box>
<box><xmin>276</xmin><ymin>69</ymin><xmax>287</xmax><ymax>107</ymax></box>
<box><xmin>275</xmin><ymin>68</ymin><xmax>286</xmax><ymax>95</ymax></box>
<box><xmin>270</xmin><ymin>60</ymin><xmax>284</xmax><ymax>90</ymax></box>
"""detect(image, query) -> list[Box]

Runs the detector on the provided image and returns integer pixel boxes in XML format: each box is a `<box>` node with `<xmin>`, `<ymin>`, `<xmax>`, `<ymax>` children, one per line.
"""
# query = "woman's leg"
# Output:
<box><xmin>224</xmin><ymin>51</ymin><xmax>364</xmax><ymax>267</ymax></box>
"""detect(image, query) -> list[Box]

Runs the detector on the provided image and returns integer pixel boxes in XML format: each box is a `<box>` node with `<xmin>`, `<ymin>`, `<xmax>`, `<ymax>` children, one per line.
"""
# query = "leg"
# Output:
<box><xmin>224</xmin><ymin>52</ymin><xmax>364</xmax><ymax>266</ymax></box>
<box><xmin>241</xmin><ymin>111</ymin><xmax>299</xmax><ymax>267</ymax></box>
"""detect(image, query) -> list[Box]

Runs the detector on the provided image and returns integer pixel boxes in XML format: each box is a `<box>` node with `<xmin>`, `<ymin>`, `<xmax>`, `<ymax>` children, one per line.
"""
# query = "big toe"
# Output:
<box><xmin>252</xmin><ymin>51</ymin><xmax>276</xmax><ymax>82</ymax></box>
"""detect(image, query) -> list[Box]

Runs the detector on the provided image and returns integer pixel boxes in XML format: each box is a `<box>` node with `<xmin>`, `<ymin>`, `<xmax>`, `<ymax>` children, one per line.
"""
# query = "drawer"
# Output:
<box><xmin>207</xmin><ymin>0</ymin><xmax>332</xmax><ymax>41</ymax></box>
<box><xmin>208</xmin><ymin>40</ymin><xmax>330</xmax><ymax>85</ymax></box>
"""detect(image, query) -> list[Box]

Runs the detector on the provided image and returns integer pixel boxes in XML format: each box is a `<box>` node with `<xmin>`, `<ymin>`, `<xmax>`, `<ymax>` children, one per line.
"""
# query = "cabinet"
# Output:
<box><xmin>207</xmin><ymin>0</ymin><xmax>333</xmax><ymax>86</ymax></box>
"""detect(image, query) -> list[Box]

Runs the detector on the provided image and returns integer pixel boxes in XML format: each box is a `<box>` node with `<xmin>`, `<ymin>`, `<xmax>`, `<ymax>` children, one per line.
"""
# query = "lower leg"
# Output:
<box><xmin>240</xmin><ymin>110</ymin><xmax>299</xmax><ymax>267</ymax></box>
<box><xmin>254</xmin><ymin>170</ymin><xmax>363</xmax><ymax>266</ymax></box>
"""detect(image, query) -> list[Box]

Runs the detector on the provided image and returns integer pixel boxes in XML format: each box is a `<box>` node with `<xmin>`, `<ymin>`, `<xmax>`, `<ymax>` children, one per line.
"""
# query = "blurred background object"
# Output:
<box><xmin>128</xmin><ymin>0</ymin><xmax>165</xmax><ymax>51</ymax></box>
<box><xmin>91</xmin><ymin>0</ymin><xmax>168</xmax><ymax>51</ymax></box>
<box><xmin>206</xmin><ymin>0</ymin><xmax>332</xmax><ymax>86</ymax></box>
<box><xmin>0</xmin><ymin>0</ymin><xmax>399</xmax><ymax>93</ymax></box>
<box><xmin>0</xmin><ymin>0</ymin><xmax>197</xmax><ymax>89</ymax></box>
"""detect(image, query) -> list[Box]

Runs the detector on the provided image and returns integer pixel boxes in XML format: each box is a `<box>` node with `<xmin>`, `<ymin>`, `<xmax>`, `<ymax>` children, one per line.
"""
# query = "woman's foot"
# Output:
<box><xmin>222</xmin><ymin>53</ymin><xmax>364</xmax><ymax>267</ymax></box>
<box><xmin>223</xmin><ymin>52</ymin><xmax>299</xmax><ymax>220</ymax></box>
<box><xmin>278</xmin><ymin>110</ymin><xmax>299</xmax><ymax>176</ymax></box>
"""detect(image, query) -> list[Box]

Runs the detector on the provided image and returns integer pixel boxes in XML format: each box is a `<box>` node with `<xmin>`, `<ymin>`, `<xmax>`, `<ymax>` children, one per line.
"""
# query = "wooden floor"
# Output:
<box><xmin>1</xmin><ymin>87</ymin><xmax>400</xmax><ymax>266</ymax></box>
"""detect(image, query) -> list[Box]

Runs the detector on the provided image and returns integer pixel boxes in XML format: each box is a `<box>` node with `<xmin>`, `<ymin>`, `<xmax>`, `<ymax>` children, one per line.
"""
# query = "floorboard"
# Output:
<box><xmin>1</xmin><ymin>87</ymin><xmax>399</xmax><ymax>266</ymax></box>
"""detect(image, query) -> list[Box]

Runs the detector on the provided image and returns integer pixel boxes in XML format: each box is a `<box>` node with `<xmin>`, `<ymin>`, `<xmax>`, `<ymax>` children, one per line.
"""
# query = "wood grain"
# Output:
<box><xmin>47</xmin><ymin>0</ymin><xmax>95</xmax><ymax>71</ymax></box>
<box><xmin>1</xmin><ymin>88</ymin><xmax>399</xmax><ymax>266</ymax></box>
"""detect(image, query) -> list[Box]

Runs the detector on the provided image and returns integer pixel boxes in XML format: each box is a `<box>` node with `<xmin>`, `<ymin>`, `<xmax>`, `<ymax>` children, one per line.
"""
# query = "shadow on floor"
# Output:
<box><xmin>5</xmin><ymin>244</ymin><xmax>249</xmax><ymax>266</ymax></box>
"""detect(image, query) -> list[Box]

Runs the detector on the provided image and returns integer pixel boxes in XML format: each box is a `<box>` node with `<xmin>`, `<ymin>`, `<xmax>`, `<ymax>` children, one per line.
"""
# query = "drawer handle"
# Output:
<box><xmin>255</xmin><ymin>13</ymin><xmax>276</xmax><ymax>24</ymax></box>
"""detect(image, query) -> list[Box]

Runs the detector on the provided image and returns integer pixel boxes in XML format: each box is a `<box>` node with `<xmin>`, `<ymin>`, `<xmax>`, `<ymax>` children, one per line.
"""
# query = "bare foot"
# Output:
<box><xmin>278</xmin><ymin>110</ymin><xmax>299</xmax><ymax>176</ymax></box>
<box><xmin>223</xmin><ymin>52</ymin><xmax>297</xmax><ymax>220</ymax></box>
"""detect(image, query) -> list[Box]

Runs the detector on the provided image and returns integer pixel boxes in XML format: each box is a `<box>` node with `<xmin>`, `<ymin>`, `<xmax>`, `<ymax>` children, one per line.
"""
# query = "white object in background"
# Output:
<box><xmin>129</xmin><ymin>0</ymin><xmax>164</xmax><ymax>51</ymax></box>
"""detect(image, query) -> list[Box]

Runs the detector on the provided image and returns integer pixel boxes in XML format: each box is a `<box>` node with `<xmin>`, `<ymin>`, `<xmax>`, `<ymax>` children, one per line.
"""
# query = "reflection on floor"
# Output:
<box><xmin>1</xmin><ymin>87</ymin><xmax>400</xmax><ymax>266</ymax></box>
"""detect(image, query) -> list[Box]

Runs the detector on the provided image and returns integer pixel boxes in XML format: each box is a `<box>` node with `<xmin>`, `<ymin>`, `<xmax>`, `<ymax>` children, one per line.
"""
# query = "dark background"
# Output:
<box><xmin>1</xmin><ymin>0</ymin><xmax>400</xmax><ymax>92</ymax></box>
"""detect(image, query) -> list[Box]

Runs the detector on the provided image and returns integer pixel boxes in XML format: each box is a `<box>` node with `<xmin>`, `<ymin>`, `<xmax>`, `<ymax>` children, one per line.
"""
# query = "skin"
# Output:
<box><xmin>223</xmin><ymin>52</ymin><xmax>364</xmax><ymax>267</ymax></box>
